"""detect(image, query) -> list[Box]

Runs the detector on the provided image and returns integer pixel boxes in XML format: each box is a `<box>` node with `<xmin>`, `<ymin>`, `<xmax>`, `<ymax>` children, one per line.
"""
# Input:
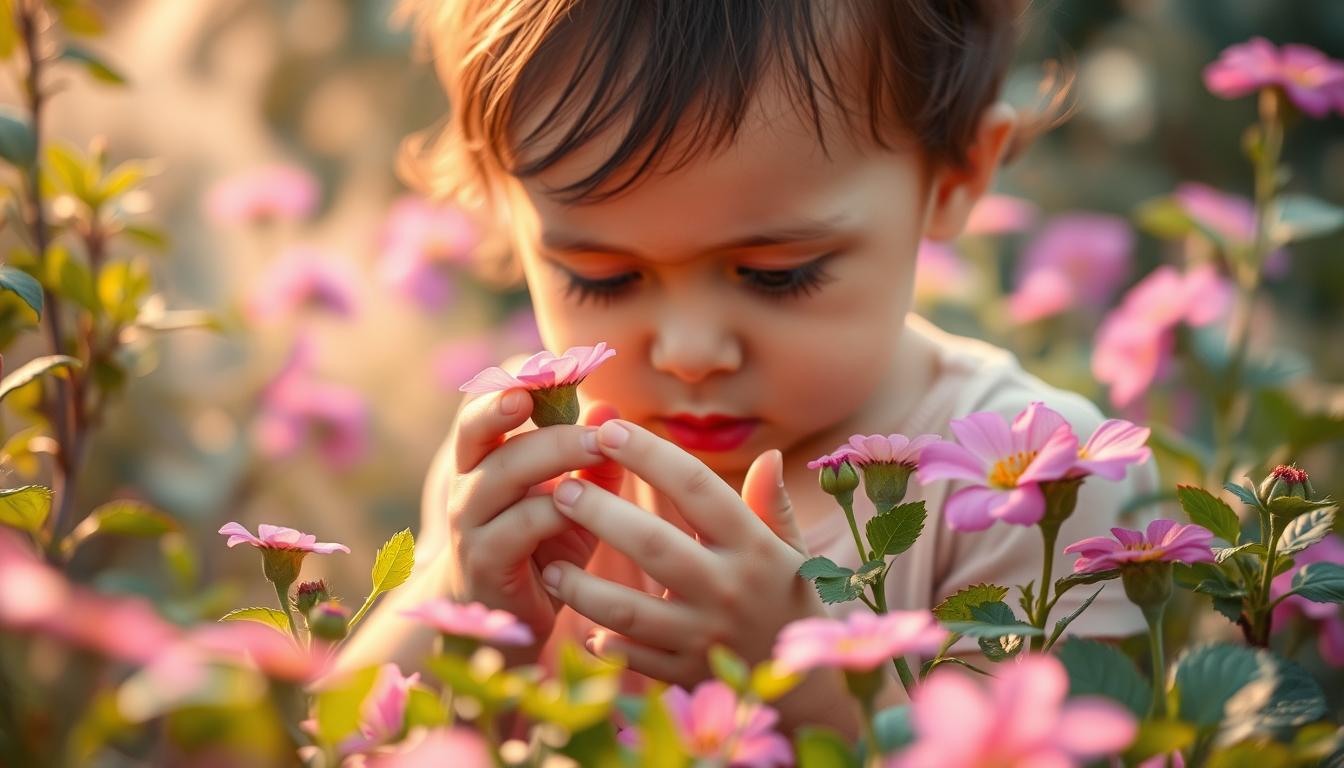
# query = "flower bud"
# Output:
<box><xmin>260</xmin><ymin>548</ymin><xmax>306</xmax><ymax>588</ymax></box>
<box><xmin>308</xmin><ymin>601</ymin><xmax>351</xmax><ymax>641</ymax></box>
<box><xmin>819</xmin><ymin>461</ymin><xmax>860</xmax><ymax>500</ymax></box>
<box><xmin>529</xmin><ymin>384</ymin><xmax>580</xmax><ymax>427</ymax></box>
<box><xmin>1039</xmin><ymin>477</ymin><xmax>1085</xmax><ymax>530</ymax></box>
<box><xmin>859</xmin><ymin>463</ymin><xmax>916</xmax><ymax>513</ymax></box>
<box><xmin>1120</xmin><ymin>561</ymin><xmax>1174</xmax><ymax>611</ymax></box>
<box><xmin>1264</xmin><ymin>464</ymin><xmax>1310</xmax><ymax>502</ymax></box>
<box><xmin>294</xmin><ymin>580</ymin><xmax>330</xmax><ymax>615</ymax></box>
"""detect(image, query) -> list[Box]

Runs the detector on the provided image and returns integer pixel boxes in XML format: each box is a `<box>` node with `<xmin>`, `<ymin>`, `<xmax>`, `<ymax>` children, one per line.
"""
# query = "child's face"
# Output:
<box><xmin>502</xmin><ymin>70</ymin><xmax>1004</xmax><ymax>476</ymax></box>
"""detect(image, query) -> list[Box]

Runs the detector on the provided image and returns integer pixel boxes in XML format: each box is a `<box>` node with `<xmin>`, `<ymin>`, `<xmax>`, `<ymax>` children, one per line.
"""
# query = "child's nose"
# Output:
<box><xmin>649</xmin><ymin>313</ymin><xmax>742</xmax><ymax>384</ymax></box>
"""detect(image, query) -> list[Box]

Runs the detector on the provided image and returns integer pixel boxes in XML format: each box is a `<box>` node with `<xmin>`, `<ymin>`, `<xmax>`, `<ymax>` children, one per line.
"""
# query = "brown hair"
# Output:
<box><xmin>394</xmin><ymin>0</ymin><xmax>1068</xmax><ymax>273</ymax></box>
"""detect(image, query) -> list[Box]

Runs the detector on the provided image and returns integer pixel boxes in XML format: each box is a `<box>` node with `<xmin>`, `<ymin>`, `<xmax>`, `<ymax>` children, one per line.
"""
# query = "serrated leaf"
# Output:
<box><xmin>799</xmin><ymin>556</ymin><xmax>851</xmax><ymax>581</ymax></box>
<box><xmin>219</xmin><ymin>607</ymin><xmax>289</xmax><ymax>635</ymax></box>
<box><xmin>1173</xmin><ymin>642</ymin><xmax>1326</xmax><ymax>737</ymax></box>
<box><xmin>1289</xmin><ymin>563</ymin><xmax>1344</xmax><ymax>604</ymax></box>
<box><xmin>1277</xmin><ymin>507</ymin><xmax>1336</xmax><ymax>556</ymax></box>
<box><xmin>1215</xmin><ymin>543</ymin><xmax>1265</xmax><ymax>563</ymax></box>
<box><xmin>1054</xmin><ymin>568</ymin><xmax>1120</xmax><ymax>597</ymax></box>
<box><xmin>0</xmin><ymin>265</ymin><xmax>43</xmax><ymax>318</ymax></box>
<box><xmin>0</xmin><ymin>108</ymin><xmax>35</xmax><ymax>170</ymax></box>
<box><xmin>1223</xmin><ymin>481</ymin><xmax>1259</xmax><ymax>508</ymax></box>
<box><xmin>942</xmin><ymin>601</ymin><xmax>1042</xmax><ymax>639</ymax></box>
<box><xmin>1177</xmin><ymin>485</ymin><xmax>1241</xmax><ymax>545</ymax></box>
<box><xmin>370</xmin><ymin>528</ymin><xmax>414</xmax><ymax>594</ymax></box>
<box><xmin>1266</xmin><ymin>495</ymin><xmax>1336</xmax><ymax>521</ymax></box>
<box><xmin>0</xmin><ymin>354</ymin><xmax>81</xmax><ymax>402</ymax></box>
<box><xmin>1056</xmin><ymin>637</ymin><xmax>1151</xmax><ymax>718</ymax></box>
<box><xmin>932</xmin><ymin>583</ymin><xmax>1008</xmax><ymax>621</ymax></box>
<box><xmin>1194</xmin><ymin>579</ymin><xmax>1248</xmax><ymax>600</ymax></box>
<box><xmin>865</xmin><ymin>501</ymin><xmax>925</xmax><ymax>557</ymax></box>
<box><xmin>813</xmin><ymin>561</ymin><xmax>881</xmax><ymax>605</ymax></box>
<box><xmin>0</xmin><ymin>484</ymin><xmax>52</xmax><ymax>533</ymax></box>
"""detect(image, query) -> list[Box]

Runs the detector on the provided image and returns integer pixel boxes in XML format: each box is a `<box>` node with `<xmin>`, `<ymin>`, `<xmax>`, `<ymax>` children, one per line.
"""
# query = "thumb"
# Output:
<box><xmin>741</xmin><ymin>449</ymin><xmax>806</xmax><ymax>554</ymax></box>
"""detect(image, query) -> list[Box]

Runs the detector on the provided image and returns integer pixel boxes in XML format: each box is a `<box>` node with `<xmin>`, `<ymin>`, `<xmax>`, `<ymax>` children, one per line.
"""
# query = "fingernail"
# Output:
<box><xmin>598</xmin><ymin>420</ymin><xmax>630</xmax><ymax>449</ymax></box>
<box><xmin>554</xmin><ymin>479</ymin><xmax>583</xmax><ymax>507</ymax></box>
<box><xmin>542</xmin><ymin>564</ymin><xmax>561</xmax><ymax>590</ymax></box>
<box><xmin>501</xmin><ymin>390</ymin><xmax>525</xmax><ymax>415</ymax></box>
<box><xmin>584</xmin><ymin>635</ymin><xmax>596</xmax><ymax>654</ymax></box>
<box><xmin>581</xmin><ymin>429</ymin><xmax>600</xmax><ymax>454</ymax></box>
<box><xmin>772</xmin><ymin>449</ymin><xmax>785</xmax><ymax>488</ymax></box>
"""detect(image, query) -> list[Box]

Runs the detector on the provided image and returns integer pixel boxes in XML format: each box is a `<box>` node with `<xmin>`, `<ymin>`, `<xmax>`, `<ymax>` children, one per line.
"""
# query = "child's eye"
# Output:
<box><xmin>561</xmin><ymin>270</ymin><xmax>642</xmax><ymax>307</ymax></box>
<box><xmin>736</xmin><ymin>253</ymin><xmax>838</xmax><ymax>300</ymax></box>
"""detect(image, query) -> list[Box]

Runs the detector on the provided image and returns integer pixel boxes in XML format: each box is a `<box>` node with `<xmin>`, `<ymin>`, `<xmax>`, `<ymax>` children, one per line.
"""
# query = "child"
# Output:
<box><xmin>338</xmin><ymin>0</ymin><xmax>1160</xmax><ymax>738</ymax></box>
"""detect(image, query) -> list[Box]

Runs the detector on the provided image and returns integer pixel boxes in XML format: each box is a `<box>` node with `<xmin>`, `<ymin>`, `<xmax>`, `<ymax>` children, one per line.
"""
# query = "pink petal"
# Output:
<box><xmin>1017</xmin><ymin>425</ymin><xmax>1080</xmax><ymax>484</ymax></box>
<box><xmin>458</xmin><ymin>366</ymin><xmax>526</xmax><ymax>394</ymax></box>
<box><xmin>917</xmin><ymin>442</ymin><xmax>985</xmax><ymax>484</ymax></box>
<box><xmin>991</xmin><ymin>483</ymin><xmax>1046</xmax><ymax>526</ymax></box>
<box><xmin>948</xmin><ymin>412</ymin><xmax>1014</xmax><ymax>467</ymax></box>
<box><xmin>943</xmin><ymin>486</ymin><xmax>1003</xmax><ymax>531</ymax></box>
<box><xmin>1054</xmin><ymin>698</ymin><xmax>1139</xmax><ymax>757</ymax></box>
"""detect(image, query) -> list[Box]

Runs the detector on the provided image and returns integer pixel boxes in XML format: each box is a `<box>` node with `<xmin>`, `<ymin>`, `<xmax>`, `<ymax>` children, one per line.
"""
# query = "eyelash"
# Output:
<box><xmin>559</xmin><ymin>254</ymin><xmax>838</xmax><ymax>307</ymax></box>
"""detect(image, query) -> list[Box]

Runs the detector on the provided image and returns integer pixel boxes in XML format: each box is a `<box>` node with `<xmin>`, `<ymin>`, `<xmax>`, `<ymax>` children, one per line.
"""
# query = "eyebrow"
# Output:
<box><xmin>539</xmin><ymin>215</ymin><xmax>849</xmax><ymax>260</ymax></box>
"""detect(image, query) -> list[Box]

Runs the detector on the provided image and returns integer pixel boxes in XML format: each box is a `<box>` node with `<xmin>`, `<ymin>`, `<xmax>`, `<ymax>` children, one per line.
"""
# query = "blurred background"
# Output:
<box><xmin>0</xmin><ymin>0</ymin><xmax>1340</xmax><ymax>626</ymax></box>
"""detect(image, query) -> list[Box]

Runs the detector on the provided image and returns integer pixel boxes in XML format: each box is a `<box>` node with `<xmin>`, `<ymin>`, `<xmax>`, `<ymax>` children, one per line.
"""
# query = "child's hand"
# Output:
<box><xmin>539</xmin><ymin>418</ymin><xmax>823</xmax><ymax>687</ymax></box>
<box><xmin>430</xmin><ymin>388</ymin><xmax>624</xmax><ymax>662</ymax></box>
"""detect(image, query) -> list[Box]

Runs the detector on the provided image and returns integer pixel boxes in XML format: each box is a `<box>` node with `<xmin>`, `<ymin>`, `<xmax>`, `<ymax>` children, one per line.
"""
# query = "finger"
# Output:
<box><xmin>550</xmin><ymin>478</ymin><xmax>720</xmax><ymax>595</ymax></box>
<box><xmin>461</xmin><ymin>424</ymin><xmax>606</xmax><ymax>528</ymax></box>
<box><xmin>540</xmin><ymin>561</ymin><xmax>700</xmax><ymax>651</ymax></box>
<box><xmin>741</xmin><ymin>449</ymin><xmax>807</xmax><ymax>554</ymax></box>
<box><xmin>573</xmin><ymin>402</ymin><xmax>624</xmax><ymax>495</ymax></box>
<box><xmin>454</xmin><ymin>388</ymin><xmax>534</xmax><ymax>473</ymax></box>
<box><xmin>473</xmin><ymin>495</ymin><xmax>572</xmax><ymax>567</ymax></box>
<box><xmin>587</xmin><ymin>629</ymin><xmax>700</xmax><ymax>687</ymax></box>
<box><xmin>592</xmin><ymin>419</ymin><xmax>765</xmax><ymax>547</ymax></box>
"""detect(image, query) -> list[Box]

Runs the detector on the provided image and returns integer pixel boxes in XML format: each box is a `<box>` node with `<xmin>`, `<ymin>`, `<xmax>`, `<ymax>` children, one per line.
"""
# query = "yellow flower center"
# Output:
<box><xmin>989</xmin><ymin>450</ymin><xmax>1038</xmax><ymax>489</ymax></box>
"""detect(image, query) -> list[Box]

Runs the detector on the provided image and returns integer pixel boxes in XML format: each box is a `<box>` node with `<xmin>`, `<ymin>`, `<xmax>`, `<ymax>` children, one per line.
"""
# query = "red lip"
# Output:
<box><xmin>660</xmin><ymin>413</ymin><xmax>758</xmax><ymax>452</ymax></box>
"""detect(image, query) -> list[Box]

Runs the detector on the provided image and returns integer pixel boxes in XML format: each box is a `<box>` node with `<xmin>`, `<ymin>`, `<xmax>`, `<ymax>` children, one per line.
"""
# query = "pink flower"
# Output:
<box><xmin>888</xmin><ymin>654</ymin><xmax>1137</xmax><ymax>768</ymax></box>
<box><xmin>1074</xmin><ymin>419</ymin><xmax>1152</xmax><ymax>480</ymax></box>
<box><xmin>917</xmin><ymin>402</ymin><xmax>1080</xmax><ymax>530</ymax></box>
<box><xmin>0</xmin><ymin>531</ymin><xmax>179</xmax><ymax>664</ymax></box>
<box><xmin>619</xmin><ymin>680</ymin><xmax>792</xmax><ymax>767</ymax></box>
<box><xmin>340</xmin><ymin>663</ymin><xmax>421</xmax><ymax>754</ymax></box>
<box><xmin>1008</xmin><ymin>269</ymin><xmax>1074</xmax><ymax>324</ymax></box>
<box><xmin>1013</xmin><ymin>213</ymin><xmax>1134</xmax><ymax>314</ymax></box>
<box><xmin>204</xmin><ymin>163</ymin><xmax>319</xmax><ymax>226</ymax></box>
<box><xmin>913</xmin><ymin>241</ymin><xmax>975</xmax><ymax>305</ymax></box>
<box><xmin>401</xmin><ymin>599</ymin><xmax>534</xmax><ymax>646</ymax></box>
<box><xmin>1092</xmin><ymin>265</ymin><xmax>1234</xmax><ymax>408</ymax></box>
<box><xmin>772</xmin><ymin>610</ymin><xmax>947</xmax><ymax>674</ymax></box>
<box><xmin>806</xmin><ymin>447</ymin><xmax>855</xmax><ymax>471</ymax></box>
<box><xmin>218</xmin><ymin>522</ymin><xmax>350</xmax><ymax>554</ymax></box>
<box><xmin>244</xmin><ymin>245</ymin><xmax>359</xmax><ymax>323</ymax></box>
<box><xmin>965</xmin><ymin>194</ymin><xmax>1040</xmax><ymax>235</ymax></box>
<box><xmin>840</xmin><ymin>433</ymin><xmax>942</xmax><ymax>467</ymax></box>
<box><xmin>459</xmin><ymin>343</ymin><xmax>616</xmax><ymax>394</ymax></box>
<box><xmin>1063</xmin><ymin>519</ymin><xmax>1215</xmax><ymax>574</ymax></box>
<box><xmin>1172</xmin><ymin>183</ymin><xmax>1289</xmax><ymax>276</ymax></box>
<box><xmin>1272</xmin><ymin>536</ymin><xmax>1344</xmax><ymax>666</ymax></box>
<box><xmin>1204</xmin><ymin>37</ymin><xmax>1344</xmax><ymax>118</ymax></box>
<box><xmin>368</xmin><ymin>727</ymin><xmax>494</xmax><ymax>768</ymax></box>
<box><xmin>255</xmin><ymin>336</ymin><xmax>370</xmax><ymax>468</ymax></box>
<box><xmin>378</xmin><ymin>195</ymin><xmax>480</xmax><ymax>311</ymax></box>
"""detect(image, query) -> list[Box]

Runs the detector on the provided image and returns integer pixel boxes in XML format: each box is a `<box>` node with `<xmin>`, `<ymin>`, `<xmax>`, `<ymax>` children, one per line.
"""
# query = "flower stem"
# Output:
<box><xmin>1254</xmin><ymin>515</ymin><xmax>1282</xmax><ymax>647</ymax></box>
<box><xmin>1142</xmin><ymin>601</ymin><xmax>1168</xmax><ymax>719</ymax></box>
<box><xmin>858</xmin><ymin>696</ymin><xmax>882</xmax><ymax>768</ymax></box>
<box><xmin>870</xmin><ymin>578</ymin><xmax>916</xmax><ymax>695</ymax></box>
<box><xmin>840</xmin><ymin>498</ymin><xmax>868</xmax><ymax>563</ymax></box>
<box><xmin>1031</xmin><ymin>522</ymin><xmax>1061</xmax><ymax>651</ymax></box>
<box><xmin>274</xmin><ymin>580</ymin><xmax>302</xmax><ymax>644</ymax></box>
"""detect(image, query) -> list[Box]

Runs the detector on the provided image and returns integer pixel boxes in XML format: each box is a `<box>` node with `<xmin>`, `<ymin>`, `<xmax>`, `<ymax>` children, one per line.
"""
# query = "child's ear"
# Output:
<box><xmin>922</xmin><ymin>101</ymin><xmax>1018</xmax><ymax>241</ymax></box>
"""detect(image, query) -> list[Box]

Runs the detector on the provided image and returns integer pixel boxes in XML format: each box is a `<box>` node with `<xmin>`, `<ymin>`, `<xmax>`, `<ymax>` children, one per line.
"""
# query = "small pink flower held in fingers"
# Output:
<box><xmin>618</xmin><ymin>680</ymin><xmax>792</xmax><ymax>768</ymax></box>
<box><xmin>772</xmin><ymin>610</ymin><xmax>947</xmax><ymax>675</ymax></box>
<box><xmin>401</xmin><ymin>598</ymin><xmax>534</xmax><ymax>653</ymax></box>
<box><xmin>888</xmin><ymin>654</ymin><xmax>1137</xmax><ymax>768</ymax></box>
<box><xmin>917</xmin><ymin>402</ymin><xmax>1080</xmax><ymax>531</ymax></box>
<box><xmin>458</xmin><ymin>342</ymin><xmax>616</xmax><ymax>427</ymax></box>
<box><xmin>1063</xmin><ymin>519</ymin><xmax>1216</xmax><ymax>574</ymax></box>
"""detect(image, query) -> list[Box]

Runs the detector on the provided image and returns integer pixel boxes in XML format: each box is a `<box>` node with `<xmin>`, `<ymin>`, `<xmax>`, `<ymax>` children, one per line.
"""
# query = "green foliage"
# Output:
<box><xmin>1287</xmin><ymin>563</ymin><xmax>1344</xmax><ymax>604</ymax></box>
<box><xmin>795</xmin><ymin>727</ymin><xmax>856</xmax><ymax>768</ymax></box>
<box><xmin>0</xmin><ymin>265</ymin><xmax>43</xmax><ymax>317</ymax></box>
<box><xmin>1177</xmin><ymin>485</ymin><xmax>1241</xmax><ymax>545</ymax></box>
<box><xmin>864</xmin><ymin>501</ymin><xmax>926</xmax><ymax>557</ymax></box>
<box><xmin>1276</xmin><ymin>506</ymin><xmax>1336</xmax><ymax>556</ymax></box>
<box><xmin>0</xmin><ymin>484</ymin><xmax>52</xmax><ymax>534</ymax></box>
<box><xmin>941</xmin><ymin>600</ymin><xmax>1042</xmax><ymax>639</ymax></box>
<box><xmin>1172</xmin><ymin>644</ymin><xmax>1326</xmax><ymax>739</ymax></box>
<box><xmin>1056</xmin><ymin>637</ymin><xmax>1153</xmax><ymax>718</ymax></box>
<box><xmin>0</xmin><ymin>107</ymin><xmax>36</xmax><ymax>170</ymax></box>
<box><xmin>218</xmin><ymin>607</ymin><xmax>289</xmax><ymax>636</ymax></box>
<box><xmin>0</xmin><ymin>354</ymin><xmax>80</xmax><ymax>402</ymax></box>
<box><xmin>932</xmin><ymin>583</ymin><xmax>1008</xmax><ymax>621</ymax></box>
<box><xmin>59</xmin><ymin>45</ymin><xmax>126</xmax><ymax>86</ymax></box>
<box><xmin>312</xmin><ymin>665</ymin><xmax>380</xmax><ymax>746</ymax></box>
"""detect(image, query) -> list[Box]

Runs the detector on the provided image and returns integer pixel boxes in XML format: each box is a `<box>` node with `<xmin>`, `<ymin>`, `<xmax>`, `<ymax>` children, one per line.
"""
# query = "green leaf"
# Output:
<box><xmin>43</xmin><ymin>142</ymin><xmax>91</xmax><ymax>200</ymax></box>
<box><xmin>45</xmin><ymin>245</ymin><xmax>98</xmax><ymax>313</ymax></box>
<box><xmin>1215</xmin><ymin>543</ymin><xmax>1265</xmax><ymax>564</ymax></box>
<box><xmin>872</xmin><ymin>705</ymin><xmax>915</xmax><ymax>754</ymax></box>
<box><xmin>1047</xmin><ymin>585</ymin><xmax>1107</xmax><ymax>648</ymax></box>
<box><xmin>121</xmin><ymin>223</ymin><xmax>169</xmax><ymax>250</ymax></box>
<box><xmin>219</xmin><ymin>607</ymin><xmax>290</xmax><ymax>636</ymax></box>
<box><xmin>1135</xmin><ymin>196</ymin><xmax>1199</xmax><ymax>240</ymax></box>
<box><xmin>708</xmin><ymin>645</ymin><xmax>749</xmax><ymax>693</ymax></box>
<box><xmin>971</xmin><ymin>602</ymin><xmax>1028</xmax><ymax>661</ymax></box>
<box><xmin>795</xmin><ymin>726</ymin><xmax>856</xmax><ymax>768</ymax></box>
<box><xmin>1207</xmin><ymin>742</ymin><xmax>1293</xmax><ymax>768</ymax></box>
<box><xmin>1289</xmin><ymin>562</ymin><xmax>1344</xmax><ymax>604</ymax></box>
<box><xmin>96</xmin><ymin>257</ymin><xmax>151</xmax><ymax>323</ymax></box>
<box><xmin>59</xmin><ymin>45</ymin><xmax>126</xmax><ymax>85</ymax></box>
<box><xmin>799</xmin><ymin>556</ymin><xmax>851</xmax><ymax>581</ymax></box>
<box><xmin>1223</xmin><ymin>480</ymin><xmax>1260</xmax><ymax>508</ymax></box>
<box><xmin>63</xmin><ymin>500</ymin><xmax>178</xmax><ymax>555</ymax></box>
<box><xmin>312</xmin><ymin>665</ymin><xmax>380</xmax><ymax>746</ymax></box>
<box><xmin>942</xmin><ymin>601</ymin><xmax>1042</xmax><ymax>639</ymax></box>
<box><xmin>932</xmin><ymin>583</ymin><xmax>1008</xmax><ymax>621</ymax></box>
<box><xmin>1194</xmin><ymin>579</ymin><xmax>1247</xmax><ymax>600</ymax></box>
<box><xmin>1265</xmin><ymin>495</ymin><xmax>1336</xmax><ymax>520</ymax></box>
<box><xmin>1053</xmin><ymin>568</ymin><xmax>1120</xmax><ymax>598</ymax></box>
<box><xmin>403</xmin><ymin>686</ymin><xmax>448</xmax><ymax>731</ymax></box>
<box><xmin>1055</xmin><ymin>637</ymin><xmax>1151</xmax><ymax>718</ymax></box>
<box><xmin>637</xmin><ymin>685</ymin><xmax>689</xmax><ymax>768</ymax></box>
<box><xmin>865</xmin><ymin>501</ymin><xmax>926</xmax><ymax>557</ymax></box>
<box><xmin>1122</xmin><ymin>720</ymin><xmax>1197</xmax><ymax>766</ymax></box>
<box><xmin>1177</xmin><ymin>485</ymin><xmax>1241</xmax><ymax>545</ymax></box>
<box><xmin>813</xmin><ymin>560</ymin><xmax>883</xmax><ymax>605</ymax></box>
<box><xmin>1172</xmin><ymin>643</ymin><xmax>1265</xmax><ymax>729</ymax></box>
<box><xmin>0</xmin><ymin>265</ymin><xmax>43</xmax><ymax>318</ymax></box>
<box><xmin>749</xmin><ymin>660</ymin><xmax>801</xmax><ymax>703</ymax></box>
<box><xmin>370</xmin><ymin>528</ymin><xmax>414</xmax><ymax>594</ymax></box>
<box><xmin>1272</xmin><ymin>193</ymin><xmax>1344</xmax><ymax>245</ymax></box>
<box><xmin>0</xmin><ymin>108</ymin><xmax>35</xmax><ymax>170</ymax></box>
<box><xmin>0</xmin><ymin>485</ymin><xmax>52</xmax><ymax>534</ymax></box>
<box><xmin>1148</xmin><ymin>424</ymin><xmax>1209</xmax><ymax>479</ymax></box>
<box><xmin>0</xmin><ymin>354</ymin><xmax>81</xmax><ymax>402</ymax></box>
<box><xmin>1277</xmin><ymin>507</ymin><xmax>1336</xmax><ymax>556</ymax></box>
